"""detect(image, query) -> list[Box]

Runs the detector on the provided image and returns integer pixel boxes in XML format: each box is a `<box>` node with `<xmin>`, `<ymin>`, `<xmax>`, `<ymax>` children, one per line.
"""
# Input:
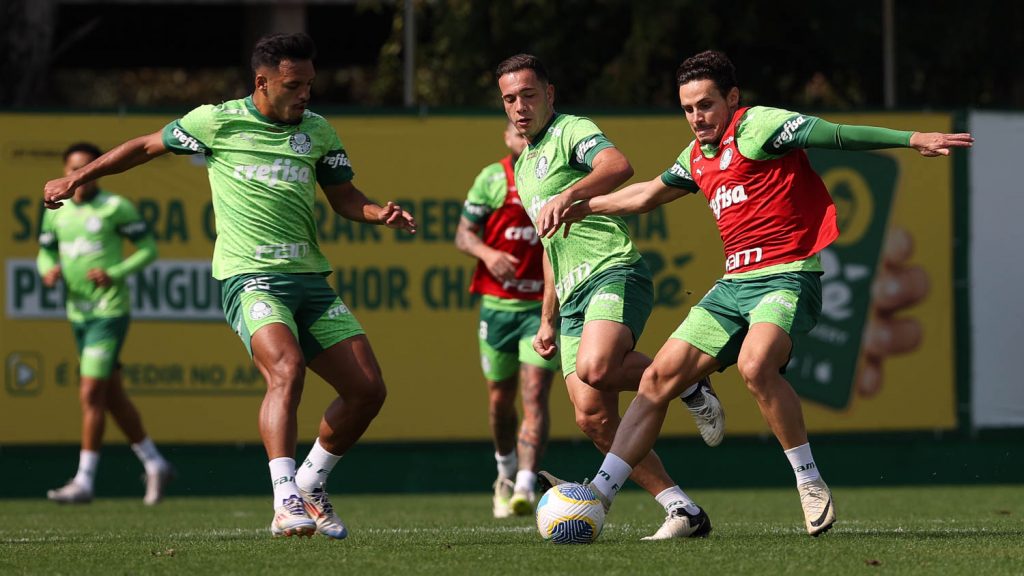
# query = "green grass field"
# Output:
<box><xmin>2</xmin><ymin>485</ymin><xmax>1021</xmax><ymax>575</ymax></box>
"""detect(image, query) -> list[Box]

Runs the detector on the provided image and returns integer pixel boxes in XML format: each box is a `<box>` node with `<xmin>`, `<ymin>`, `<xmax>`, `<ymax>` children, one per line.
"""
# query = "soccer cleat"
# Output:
<box><xmin>300</xmin><ymin>485</ymin><xmax>348</xmax><ymax>539</ymax></box>
<box><xmin>508</xmin><ymin>488</ymin><xmax>535</xmax><ymax>516</ymax></box>
<box><xmin>641</xmin><ymin>506</ymin><xmax>713</xmax><ymax>541</ymax></box>
<box><xmin>537</xmin><ymin>470</ymin><xmax>611</xmax><ymax>512</ymax></box>
<box><xmin>492</xmin><ymin>477</ymin><xmax>514</xmax><ymax>518</ymax></box>
<box><xmin>681</xmin><ymin>376</ymin><xmax>726</xmax><ymax>447</ymax></box>
<box><xmin>798</xmin><ymin>478</ymin><xmax>836</xmax><ymax>536</ymax></box>
<box><xmin>270</xmin><ymin>494</ymin><xmax>317</xmax><ymax>538</ymax></box>
<box><xmin>142</xmin><ymin>464</ymin><xmax>176</xmax><ymax>506</ymax></box>
<box><xmin>46</xmin><ymin>480</ymin><xmax>93</xmax><ymax>504</ymax></box>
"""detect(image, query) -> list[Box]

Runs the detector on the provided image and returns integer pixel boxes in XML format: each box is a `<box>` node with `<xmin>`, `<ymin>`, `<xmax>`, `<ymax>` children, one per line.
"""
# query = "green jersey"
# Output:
<box><xmin>162</xmin><ymin>96</ymin><xmax>355</xmax><ymax>280</ymax></box>
<box><xmin>37</xmin><ymin>190</ymin><xmax>157</xmax><ymax>322</ymax></box>
<box><xmin>514</xmin><ymin>113</ymin><xmax>640</xmax><ymax>302</ymax></box>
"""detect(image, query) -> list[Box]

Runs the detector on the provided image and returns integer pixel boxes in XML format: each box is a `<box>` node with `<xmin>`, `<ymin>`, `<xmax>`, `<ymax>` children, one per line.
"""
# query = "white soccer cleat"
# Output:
<box><xmin>46</xmin><ymin>480</ymin><xmax>93</xmax><ymax>504</ymax></box>
<box><xmin>641</xmin><ymin>506</ymin><xmax>713</xmax><ymax>541</ymax></box>
<box><xmin>143</xmin><ymin>464</ymin><xmax>176</xmax><ymax>506</ymax></box>
<box><xmin>300</xmin><ymin>486</ymin><xmax>348</xmax><ymax>539</ymax></box>
<box><xmin>798</xmin><ymin>478</ymin><xmax>836</xmax><ymax>536</ymax></box>
<box><xmin>270</xmin><ymin>494</ymin><xmax>316</xmax><ymax>538</ymax></box>
<box><xmin>681</xmin><ymin>376</ymin><xmax>725</xmax><ymax>447</ymax></box>
<box><xmin>537</xmin><ymin>470</ymin><xmax>611</xmax><ymax>512</ymax></box>
<box><xmin>492</xmin><ymin>477</ymin><xmax>514</xmax><ymax>518</ymax></box>
<box><xmin>509</xmin><ymin>488</ymin><xmax>535</xmax><ymax>517</ymax></box>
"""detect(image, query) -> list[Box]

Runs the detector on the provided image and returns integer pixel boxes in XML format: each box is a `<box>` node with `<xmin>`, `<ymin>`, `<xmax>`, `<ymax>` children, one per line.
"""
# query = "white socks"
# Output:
<box><xmin>269</xmin><ymin>457</ymin><xmax>299</xmax><ymax>506</ymax></box>
<box><xmin>130</xmin><ymin>437</ymin><xmax>168</xmax><ymax>475</ymax></box>
<box><xmin>514</xmin><ymin>470</ymin><xmax>536</xmax><ymax>494</ymax></box>
<box><xmin>495</xmin><ymin>451</ymin><xmax>517</xmax><ymax>480</ymax></box>
<box><xmin>655</xmin><ymin>486</ymin><xmax>700</xmax><ymax>515</ymax></box>
<box><xmin>785</xmin><ymin>443</ymin><xmax>822</xmax><ymax>484</ymax></box>
<box><xmin>73</xmin><ymin>450</ymin><xmax>100</xmax><ymax>491</ymax></box>
<box><xmin>296</xmin><ymin>438</ymin><xmax>343</xmax><ymax>493</ymax></box>
<box><xmin>591</xmin><ymin>453</ymin><xmax>632</xmax><ymax>500</ymax></box>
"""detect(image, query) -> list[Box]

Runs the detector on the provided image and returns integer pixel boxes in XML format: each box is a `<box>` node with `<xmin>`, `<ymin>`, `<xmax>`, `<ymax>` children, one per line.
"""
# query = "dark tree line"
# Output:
<box><xmin>2</xmin><ymin>0</ymin><xmax>1018</xmax><ymax>110</ymax></box>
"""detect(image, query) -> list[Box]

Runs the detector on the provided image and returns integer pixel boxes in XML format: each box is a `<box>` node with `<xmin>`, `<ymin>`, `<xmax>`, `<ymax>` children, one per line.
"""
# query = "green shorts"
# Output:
<box><xmin>478</xmin><ymin>305</ymin><xmax>560</xmax><ymax>381</ymax></box>
<box><xmin>672</xmin><ymin>272</ymin><xmax>822</xmax><ymax>371</ymax></box>
<box><xmin>72</xmin><ymin>316</ymin><xmax>130</xmax><ymax>379</ymax></box>
<box><xmin>221</xmin><ymin>273</ymin><xmax>365</xmax><ymax>364</ymax></box>
<box><xmin>557</xmin><ymin>260</ymin><xmax>654</xmax><ymax>377</ymax></box>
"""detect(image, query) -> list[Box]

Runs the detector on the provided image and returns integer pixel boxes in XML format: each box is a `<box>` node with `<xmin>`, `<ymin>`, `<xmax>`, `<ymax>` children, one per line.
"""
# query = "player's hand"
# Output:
<box><xmin>43</xmin><ymin>176</ymin><xmax>78</xmax><ymax>209</ymax></box>
<box><xmin>533</xmin><ymin>323</ymin><xmax>559</xmax><ymax>360</ymax></box>
<box><xmin>42</xmin><ymin>266</ymin><xmax>63</xmax><ymax>288</ymax></box>
<box><xmin>855</xmin><ymin>227</ymin><xmax>928</xmax><ymax>397</ymax></box>
<box><xmin>86</xmin><ymin>268</ymin><xmax>113</xmax><ymax>288</ymax></box>
<box><xmin>909</xmin><ymin>132</ymin><xmax>974</xmax><ymax>157</ymax></box>
<box><xmin>536</xmin><ymin>191</ymin><xmax>574</xmax><ymax>239</ymax></box>
<box><xmin>379</xmin><ymin>201</ymin><xmax>417</xmax><ymax>233</ymax></box>
<box><xmin>484</xmin><ymin>249</ymin><xmax>521</xmax><ymax>283</ymax></box>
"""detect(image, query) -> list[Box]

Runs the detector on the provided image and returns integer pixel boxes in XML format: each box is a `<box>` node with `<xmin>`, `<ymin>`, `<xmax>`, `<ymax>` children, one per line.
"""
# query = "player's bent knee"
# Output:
<box><xmin>575</xmin><ymin>361</ymin><xmax>616</xmax><ymax>391</ymax></box>
<box><xmin>78</xmin><ymin>379</ymin><xmax>108</xmax><ymax>407</ymax></box>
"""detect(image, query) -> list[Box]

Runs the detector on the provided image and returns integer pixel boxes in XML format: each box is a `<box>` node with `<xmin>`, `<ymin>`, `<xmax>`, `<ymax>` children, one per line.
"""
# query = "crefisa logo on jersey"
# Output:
<box><xmin>535</xmin><ymin>155</ymin><xmax>550</xmax><ymax>180</ymax></box>
<box><xmin>289</xmin><ymin>132</ymin><xmax>312</xmax><ymax>154</ymax></box>
<box><xmin>719</xmin><ymin>147</ymin><xmax>734</xmax><ymax>170</ymax></box>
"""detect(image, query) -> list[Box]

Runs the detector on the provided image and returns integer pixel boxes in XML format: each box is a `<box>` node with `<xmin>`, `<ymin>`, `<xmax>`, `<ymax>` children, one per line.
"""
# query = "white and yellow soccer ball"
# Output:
<box><xmin>535</xmin><ymin>482</ymin><xmax>605</xmax><ymax>544</ymax></box>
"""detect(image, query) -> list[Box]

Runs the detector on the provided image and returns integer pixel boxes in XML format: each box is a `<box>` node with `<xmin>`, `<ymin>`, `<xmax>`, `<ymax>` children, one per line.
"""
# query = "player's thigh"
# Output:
<box><xmin>479</xmin><ymin>307</ymin><xmax>525</xmax><ymax>382</ymax></box>
<box><xmin>308</xmin><ymin>334</ymin><xmax>385</xmax><ymax>401</ymax></box>
<box><xmin>221</xmin><ymin>273</ymin><xmax>303</xmax><ymax>360</ymax></box>
<box><xmin>76</xmin><ymin>316</ymin><xmax>130</xmax><ymax>380</ymax></box>
<box><xmin>672</xmin><ymin>280</ymin><xmax>747</xmax><ymax>371</ymax></box>
<box><xmin>737</xmin><ymin>272</ymin><xmax>823</xmax><ymax>370</ymax></box>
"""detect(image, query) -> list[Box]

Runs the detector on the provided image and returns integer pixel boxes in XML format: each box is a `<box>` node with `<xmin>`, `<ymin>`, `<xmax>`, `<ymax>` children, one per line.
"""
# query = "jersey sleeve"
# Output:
<box><xmin>735</xmin><ymin>106</ymin><xmax>820</xmax><ymax>160</ymax></box>
<box><xmin>659</xmin><ymin>141</ymin><xmax>701</xmax><ymax>193</ymax></box>
<box><xmin>316</xmin><ymin>126</ymin><xmax>355</xmax><ymax>187</ymax></box>
<box><xmin>106</xmin><ymin>197</ymin><xmax>157</xmax><ymax>280</ymax></box>
<box><xmin>565</xmin><ymin>117</ymin><xmax>615</xmax><ymax>172</ymax></box>
<box><xmin>461</xmin><ymin>163</ymin><xmax>506</xmax><ymax>225</ymax></box>
<box><xmin>161</xmin><ymin>105</ymin><xmax>217</xmax><ymax>156</ymax></box>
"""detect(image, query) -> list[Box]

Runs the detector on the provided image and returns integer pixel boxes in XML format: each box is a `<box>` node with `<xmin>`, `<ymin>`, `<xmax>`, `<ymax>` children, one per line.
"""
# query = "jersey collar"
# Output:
<box><xmin>527</xmin><ymin>113</ymin><xmax>559</xmax><ymax>149</ymax></box>
<box><xmin>244</xmin><ymin>95</ymin><xmax>302</xmax><ymax>127</ymax></box>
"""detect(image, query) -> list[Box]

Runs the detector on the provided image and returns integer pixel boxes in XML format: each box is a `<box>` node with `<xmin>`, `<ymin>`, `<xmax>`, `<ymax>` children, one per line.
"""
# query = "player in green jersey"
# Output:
<box><xmin>38</xmin><ymin>142</ymin><xmax>173</xmax><ymax>506</ymax></box>
<box><xmin>496</xmin><ymin>54</ymin><xmax>717</xmax><ymax>540</ymax></box>
<box><xmin>43</xmin><ymin>34</ymin><xmax>416</xmax><ymax>539</ymax></box>
<box><xmin>455</xmin><ymin>122</ymin><xmax>558</xmax><ymax>518</ymax></box>
<box><xmin>548</xmin><ymin>50</ymin><xmax>973</xmax><ymax>537</ymax></box>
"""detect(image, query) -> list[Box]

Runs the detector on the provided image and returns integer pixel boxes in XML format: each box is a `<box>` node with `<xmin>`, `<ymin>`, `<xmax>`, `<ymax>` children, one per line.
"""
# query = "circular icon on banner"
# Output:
<box><xmin>85</xmin><ymin>216</ymin><xmax>102</xmax><ymax>233</ymax></box>
<box><xmin>535</xmin><ymin>156</ymin><xmax>550</xmax><ymax>180</ymax></box>
<box><xmin>289</xmin><ymin>132</ymin><xmax>312</xmax><ymax>154</ymax></box>
<box><xmin>249</xmin><ymin>301</ymin><xmax>273</xmax><ymax>320</ymax></box>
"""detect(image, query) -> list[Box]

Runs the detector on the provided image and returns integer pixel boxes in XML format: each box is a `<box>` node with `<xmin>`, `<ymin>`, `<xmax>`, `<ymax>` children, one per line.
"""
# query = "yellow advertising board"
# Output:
<box><xmin>0</xmin><ymin>111</ymin><xmax>956</xmax><ymax>443</ymax></box>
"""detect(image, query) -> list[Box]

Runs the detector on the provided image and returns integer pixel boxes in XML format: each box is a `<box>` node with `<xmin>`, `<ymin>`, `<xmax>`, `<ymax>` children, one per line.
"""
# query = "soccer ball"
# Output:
<box><xmin>535</xmin><ymin>482</ymin><xmax>605</xmax><ymax>544</ymax></box>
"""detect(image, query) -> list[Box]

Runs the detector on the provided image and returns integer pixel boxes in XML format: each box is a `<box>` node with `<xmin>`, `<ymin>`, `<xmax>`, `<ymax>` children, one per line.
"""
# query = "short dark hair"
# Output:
<box><xmin>496</xmin><ymin>54</ymin><xmax>549</xmax><ymax>84</ymax></box>
<box><xmin>676</xmin><ymin>50</ymin><xmax>737</xmax><ymax>96</ymax></box>
<box><xmin>251</xmin><ymin>33</ymin><xmax>317</xmax><ymax>73</ymax></box>
<box><xmin>63</xmin><ymin>142</ymin><xmax>103</xmax><ymax>163</ymax></box>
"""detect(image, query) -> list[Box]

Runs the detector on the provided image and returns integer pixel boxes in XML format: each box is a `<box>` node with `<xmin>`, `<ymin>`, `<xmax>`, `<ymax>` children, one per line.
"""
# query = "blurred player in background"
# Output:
<box><xmin>548</xmin><ymin>50</ymin><xmax>973</xmax><ymax>537</ymax></box>
<box><xmin>455</xmin><ymin>122</ymin><xmax>558</xmax><ymax>518</ymax></box>
<box><xmin>38</xmin><ymin>142</ymin><xmax>173</xmax><ymax>506</ymax></box>
<box><xmin>43</xmin><ymin>33</ymin><xmax>416</xmax><ymax>539</ymax></box>
<box><xmin>496</xmin><ymin>54</ymin><xmax>719</xmax><ymax>540</ymax></box>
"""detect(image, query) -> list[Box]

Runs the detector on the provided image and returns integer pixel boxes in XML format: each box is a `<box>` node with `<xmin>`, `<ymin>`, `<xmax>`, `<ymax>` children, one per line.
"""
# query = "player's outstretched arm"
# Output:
<box><xmin>43</xmin><ymin>131</ymin><xmax>168</xmax><ymax>209</ymax></box>
<box><xmin>799</xmin><ymin>118</ymin><xmax>974</xmax><ymax>157</ymax></box>
<box><xmin>322</xmin><ymin>181</ymin><xmax>417</xmax><ymax>233</ymax></box>
<box><xmin>537</xmin><ymin>147</ymin><xmax>633</xmax><ymax>238</ymax></box>
<box><xmin>558</xmin><ymin>176</ymin><xmax>689</xmax><ymax>236</ymax></box>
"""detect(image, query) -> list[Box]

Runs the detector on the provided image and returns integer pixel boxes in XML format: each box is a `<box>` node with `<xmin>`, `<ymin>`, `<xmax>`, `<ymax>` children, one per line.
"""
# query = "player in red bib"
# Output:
<box><xmin>545</xmin><ymin>50</ymin><xmax>973</xmax><ymax>537</ymax></box>
<box><xmin>455</xmin><ymin>122</ymin><xmax>558</xmax><ymax>518</ymax></box>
